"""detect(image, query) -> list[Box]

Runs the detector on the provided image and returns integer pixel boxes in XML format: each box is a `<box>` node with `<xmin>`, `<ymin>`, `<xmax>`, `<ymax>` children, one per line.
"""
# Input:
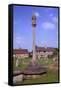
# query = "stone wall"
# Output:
<box><xmin>13</xmin><ymin>74</ymin><xmax>24</xmax><ymax>83</ymax></box>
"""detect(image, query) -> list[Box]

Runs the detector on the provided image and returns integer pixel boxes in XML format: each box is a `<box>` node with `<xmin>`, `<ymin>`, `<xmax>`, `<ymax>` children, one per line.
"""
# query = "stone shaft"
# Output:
<box><xmin>32</xmin><ymin>27</ymin><xmax>36</xmax><ymax>63</ymax></box>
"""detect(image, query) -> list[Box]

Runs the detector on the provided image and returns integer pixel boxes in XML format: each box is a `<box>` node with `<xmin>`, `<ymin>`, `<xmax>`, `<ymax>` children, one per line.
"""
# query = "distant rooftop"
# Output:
<box><xmin>13</xmin><ymin>48</ymin><xmax>29</xmax><ymax>54</ymax></box>
<box><xmin>35</xmin><ymin>46</ymin><xmax>55</xmax><ymax>52</ymax></box>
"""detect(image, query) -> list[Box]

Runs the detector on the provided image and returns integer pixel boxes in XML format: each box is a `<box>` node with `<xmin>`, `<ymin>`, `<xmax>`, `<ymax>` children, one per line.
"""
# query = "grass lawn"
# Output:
<box><xmin>13</xmin><ymin>57</ymin><xmax>54</xmax><ymax>70</ymax></box>
<box><xmin>13</xmin><ymin>58</ymin><xmax>32</xmax><ymax>71</ymax></box>
<box><xmin>13</xmin><ymin>57</ymin><xmax>59</xmax><ymax>85</ymax></box>
<box><xmin>23</xmin><ymin>71</ymin><xmax>58</xmax><ymax>84</ymax></box>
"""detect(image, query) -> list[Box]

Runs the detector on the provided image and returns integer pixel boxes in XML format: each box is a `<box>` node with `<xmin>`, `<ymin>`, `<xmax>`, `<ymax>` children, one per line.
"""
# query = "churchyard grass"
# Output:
<box><xmin>13</xmin><ymin>57</ymin><xmax>59</xmax><ymax>84</ymax></box>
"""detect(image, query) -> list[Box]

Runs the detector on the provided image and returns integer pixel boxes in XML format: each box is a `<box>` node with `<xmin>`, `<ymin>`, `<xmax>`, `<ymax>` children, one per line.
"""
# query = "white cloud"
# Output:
<box><xmin>14</xmin><ymin>36</ymin><xmax>25</xmax><ymax>48</ymax></box>
<box><xmin>50</xmin><ymin>13</ymin><xmax>54</xmax><ymax>17</ymax></box>
<box><xmin>42</xmin><ymin>22</ymin><xmax>56</xmax><ymax>30</ymax></box>
<box><xmin>16</xmin><ymin>37</ymin><xmax>24</xmax><ymax>44</ymax></box>
<box><xmin>49</xmin><ymin>13</ymin><xmax>58</xmax><ymax>23</ymax></box>
<box><xmin>52</xmin><ymin>16</ymin><xmax>58</xmax><ymax>23</ymax></box>
<box><xmin>35</xmin><ymin>12</ymin><xmax>40</xmax><ymax>17</ymax></box>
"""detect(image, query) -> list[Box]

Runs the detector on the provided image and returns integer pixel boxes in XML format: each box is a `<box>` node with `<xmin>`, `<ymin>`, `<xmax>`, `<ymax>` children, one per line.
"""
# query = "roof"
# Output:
<box><xmin>35</xmin><ymin>46</ymin><xmax>55</xmax><ymax>52</ymax></box>
<box><xmin>13</xmin><ymin>49</ymin><xmax>29</xmax><ymax>54</ymax></box>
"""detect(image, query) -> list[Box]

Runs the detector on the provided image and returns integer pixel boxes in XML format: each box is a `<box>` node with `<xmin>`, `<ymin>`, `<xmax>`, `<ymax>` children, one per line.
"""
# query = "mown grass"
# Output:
<box><xmin>13</xmin><ymin>57</ymin><xmax>55</xmax><ymax>71</ymax></box>
<box><xmin>15</xmin><ymin>69</ymin><xmax>58</xmax><ymax>85</ymax></box>
<box><xmin>13</xmin><ymin>57</ymin><xmax>32</xmax><ymax>71</ymax></box>
<box><xmin>23</xmin><ymin>71</ymin><xmax>58</xmax><ymax>84</ymax></box>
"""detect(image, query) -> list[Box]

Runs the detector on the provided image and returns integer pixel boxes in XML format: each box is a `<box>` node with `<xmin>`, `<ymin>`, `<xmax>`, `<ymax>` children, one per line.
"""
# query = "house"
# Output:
<box><xmin>13</xmin><ymin>48</ymin><xmax>29</xmax><ymax>59</ymax></box>
<box><xmin>36</xmin><ymin>46</ymin><xmax>55</xmax><ymax>58</ymax></box>
<box><xmin>30</xmin><ymin>46</ymin><xmax>56</xmax><ymax>59</ymax></box>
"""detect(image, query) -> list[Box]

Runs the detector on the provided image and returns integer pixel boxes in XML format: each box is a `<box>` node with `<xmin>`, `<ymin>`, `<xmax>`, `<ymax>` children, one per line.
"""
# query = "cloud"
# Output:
<box><xmin>50</xmin><ymin>13</ymin><xmax>54</xmax><ymax>17</ymax></box>
<box><xmin>49</xmin><ymin>13</ymin><xmax>58</xmax><ymax>23</ymax></box>
<box><xmin>35</xmin><ymin>12</ymin><xmax>40</xmax><ymax>17</ymax></box>
<box><xmin>52</xmin><ymin>16</ymin><xmax>58</xmax><ymax>23</ymax></box>
<box><xmin>16</xmin><ymin>37</ymin><xmax>24</xmax><ymax>44</ymax></box>
<box><xmin>42</xmin><ymin>22</ymin><xmax>56</xmax><ymax>30</ymax></box>
<box><xmin>14</xmin><ymin>36</ymin><xmax>25</xmax><ymax>48</ymax></box>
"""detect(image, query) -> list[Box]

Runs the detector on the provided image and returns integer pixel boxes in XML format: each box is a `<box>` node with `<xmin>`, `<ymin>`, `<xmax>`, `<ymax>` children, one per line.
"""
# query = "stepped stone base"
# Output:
<box><xmin>13</xmin><ymin>61</ymin><xmax>47</xmax><ymax>84</ymax></box>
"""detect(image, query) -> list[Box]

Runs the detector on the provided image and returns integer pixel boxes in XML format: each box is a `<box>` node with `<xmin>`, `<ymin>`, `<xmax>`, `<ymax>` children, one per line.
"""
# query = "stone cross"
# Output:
<box><xmin>32</xmin><ymin>13</ymin><xmax>37</xmax><ymax>64</ymax></box>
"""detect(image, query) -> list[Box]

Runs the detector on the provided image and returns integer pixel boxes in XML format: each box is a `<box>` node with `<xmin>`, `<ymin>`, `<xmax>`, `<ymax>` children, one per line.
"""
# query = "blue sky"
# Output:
<box><xmin>13</xmin><ymin>5</ymin><xmax>59</xmax><ymax>51</ymax></box>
